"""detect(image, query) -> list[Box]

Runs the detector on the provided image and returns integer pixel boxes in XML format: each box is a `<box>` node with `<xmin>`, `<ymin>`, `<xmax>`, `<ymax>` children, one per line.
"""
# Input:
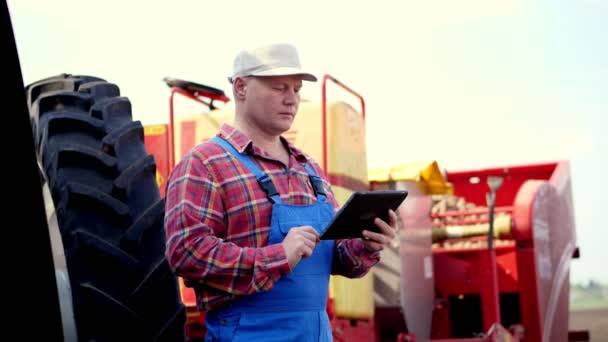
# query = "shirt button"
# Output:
<box><xmin>220</xmin><ymin>319</ymin><xmax>226</xmax><ymax>325</ymax></box>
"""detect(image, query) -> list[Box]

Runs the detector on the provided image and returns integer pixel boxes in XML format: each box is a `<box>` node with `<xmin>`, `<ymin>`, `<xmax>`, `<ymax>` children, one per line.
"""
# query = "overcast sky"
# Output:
<box><xmin>7</xmin><ymin>0</ymin><xmax>607</xmax><ymax>284</ymax></box>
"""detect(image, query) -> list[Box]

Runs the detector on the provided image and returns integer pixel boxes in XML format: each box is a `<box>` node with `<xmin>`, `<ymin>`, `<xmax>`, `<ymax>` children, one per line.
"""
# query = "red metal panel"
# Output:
<box><xmin>332</xmin><ymin>318</ymin><xmax>377</xmax><ymax>342</ymax></box>
<box><xmin>432</xmin><ymin>246</ymin><xmax>518</xmax><ymax>296</ymax></box>
<box><xmin>446</xmin><ymin>162</ymin><xmax>557</xmax><ymax>207</ymax></box>
<box><xmin>184</xmin><ymin>306</ymin><xmax>207</xmax><ymax>341</ymax></box>
<box><xmin>143</xmin><ymin>125</ymin><xmax>169</xmax><ymax>197</ymax></box>
<box><xmin>477</xmin><ymin>249</ymin><xmax>501</xmax><ymax>332</ymax></box>
<box><xmin>511</xmin><ymin>164</ymin><xmax>576</xmax><ymax>342</ymax></box>
<box><xmin>515</xmin><ymin>248</ymin><xmax>541</xmax><ymax>342</ymax></box>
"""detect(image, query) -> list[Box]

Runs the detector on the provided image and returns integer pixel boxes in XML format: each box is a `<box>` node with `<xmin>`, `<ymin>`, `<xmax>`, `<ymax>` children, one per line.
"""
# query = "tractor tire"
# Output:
<box><xmin>26</xmin><ymin>74</ymin><xmax>186</xmax><ymax>341</ymax></box>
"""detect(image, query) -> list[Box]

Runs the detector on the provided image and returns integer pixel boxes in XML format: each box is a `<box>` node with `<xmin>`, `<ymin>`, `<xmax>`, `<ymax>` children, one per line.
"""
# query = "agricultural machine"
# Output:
<box><xmin>142</xmin><ymin>75</ymin><xmax>589</xmax><ymax>341</ymax></box>
<box><xmin>2</xmin><ymin>0</ymin><xmax>589</xmax><ymax>338</ymax></box>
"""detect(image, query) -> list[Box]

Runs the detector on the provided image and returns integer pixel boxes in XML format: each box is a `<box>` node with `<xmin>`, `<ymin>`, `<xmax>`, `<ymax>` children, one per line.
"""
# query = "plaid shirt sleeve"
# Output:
<box><xmin>164</xmin><ymin>151</ymin><xmax>291</xmax><ymax>298</ymax></box>
<box><xmin>332</xmin><ymin>238</ymin><xmax>381</xmax><ymax>278</ymax></box>
<box><xmin>308</xmin><ymin>162</ymin><xmax>381</xmax><ymax>278</ymax></box>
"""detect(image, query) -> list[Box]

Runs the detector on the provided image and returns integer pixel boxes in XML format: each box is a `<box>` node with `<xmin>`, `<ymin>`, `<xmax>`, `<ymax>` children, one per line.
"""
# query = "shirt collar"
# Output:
<box><xmin>217</xmin><ymin>123</ymin><xmax>309</xmax><ymax>163</ymax></box>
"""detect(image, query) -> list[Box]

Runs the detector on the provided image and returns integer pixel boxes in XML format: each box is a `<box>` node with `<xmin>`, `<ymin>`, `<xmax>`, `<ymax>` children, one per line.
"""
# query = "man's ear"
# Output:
<box><xmin>233</xmin><ymin>77</ymin><xmax>247</xmax><ymax>100</ymax></box>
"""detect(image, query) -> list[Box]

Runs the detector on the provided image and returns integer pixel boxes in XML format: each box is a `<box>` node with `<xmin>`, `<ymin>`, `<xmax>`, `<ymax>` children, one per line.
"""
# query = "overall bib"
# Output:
<box><xmin>205</xmin><ymin>137</ymin><xmax>335</xmax><ymax>342</ymax></box>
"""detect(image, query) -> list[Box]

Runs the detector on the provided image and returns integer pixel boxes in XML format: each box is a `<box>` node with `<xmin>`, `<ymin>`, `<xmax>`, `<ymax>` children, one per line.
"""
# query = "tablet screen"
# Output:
<box><xmin>320</xmin><ymin>190</ymin><xmax>408</xmax><ymax>240</ymax></box>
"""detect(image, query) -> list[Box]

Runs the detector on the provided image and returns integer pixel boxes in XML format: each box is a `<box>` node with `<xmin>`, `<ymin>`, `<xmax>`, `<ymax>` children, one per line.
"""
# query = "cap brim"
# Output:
<box><xmin>229</xmin><ymin>67</ymin><xmax>317</xmax><ymax>83</ymax></box>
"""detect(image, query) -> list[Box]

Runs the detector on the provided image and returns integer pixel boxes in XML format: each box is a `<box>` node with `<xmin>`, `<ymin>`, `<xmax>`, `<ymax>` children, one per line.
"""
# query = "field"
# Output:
<box><xmin>570</xmin><ymin>307</ymin><xmax>608</xmax><ymax>342</ymax></box>
<box><xmin>570</xmin><ymin>283</ymin><xmax>608</xmax><ymax>342</ymax></box>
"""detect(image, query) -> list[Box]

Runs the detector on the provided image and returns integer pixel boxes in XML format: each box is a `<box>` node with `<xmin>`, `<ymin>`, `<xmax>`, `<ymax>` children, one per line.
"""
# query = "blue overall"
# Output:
<box><xmin>205</xmin><ymin>137</ymin><xmax>335</xmax><ymax>342</ymax></box>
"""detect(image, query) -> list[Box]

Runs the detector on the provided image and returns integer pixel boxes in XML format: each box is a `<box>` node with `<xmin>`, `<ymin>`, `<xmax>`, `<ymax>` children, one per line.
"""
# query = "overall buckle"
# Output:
<box><xmin>258</xmin><ymin>175</ymin><xmax>279</xmax><ymax>199</ymax></box>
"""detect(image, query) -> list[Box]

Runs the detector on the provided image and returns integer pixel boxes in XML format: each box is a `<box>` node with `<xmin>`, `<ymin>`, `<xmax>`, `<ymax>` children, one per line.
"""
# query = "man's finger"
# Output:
<box><xmin>299</xmin><ymin>230</ymin><xmax>320</xmax><ymax>243</ymax></box>
<box><xmin>298</xmin><ymin>226</ymin><xmax>319</xmax><ymax>235</ymax></box>
<box><xmin>373</xmin><ymin>218</ymin><xmax>396</xmax><ymax>239</ymax></box>
<box><xmin>388</xmin><ymin>209</ymin><xmax>398</xmax><ymax>228</ymax></box>
<box><xmin>296</xmin><ymin>226</ymin><xmax>320</xmax><ymax>240</ymax></box>
<box><xmin>301</xmin><ymin>245</ymin><xmax>313</xmax><ymax>258</ymax></box>
<box><xmin>301</xmin><ymin>236</ymin><xmax>316</xmax><ymax>250</ymax></box>
<box><xmin>362</xmin><ymin>230</ymin><xmax>391</xmax><ymax>245</ymax></box>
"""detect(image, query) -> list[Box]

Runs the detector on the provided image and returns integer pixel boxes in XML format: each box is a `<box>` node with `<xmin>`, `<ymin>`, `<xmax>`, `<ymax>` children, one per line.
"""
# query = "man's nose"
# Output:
<box><xmin>283</xmin><ymin>88</ymin><xmax>298</xmax><ymax>105</ymax></box>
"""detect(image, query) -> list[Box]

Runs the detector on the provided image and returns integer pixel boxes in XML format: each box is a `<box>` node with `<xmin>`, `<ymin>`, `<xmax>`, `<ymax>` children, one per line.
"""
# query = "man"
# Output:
<box><xmin>164</xmin><ymin>43</ymin><xmax>397</xmax><ymax>342</ymax></box>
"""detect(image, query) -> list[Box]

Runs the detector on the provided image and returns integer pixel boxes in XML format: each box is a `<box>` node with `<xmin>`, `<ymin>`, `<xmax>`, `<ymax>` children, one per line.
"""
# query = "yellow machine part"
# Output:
<box><xmin>174</xmin><ymin>100</ymin><xmax>374</xmax><ymax>320</ymax></box>
<box><xmin>369</xmin><ymin>161</ymin><xmax>453</xmax><ymax>195</ymax></box>
<box><xmin>321</xmin><ymin>101</ymin><xmax>374</xmax><ymax>320</ymax></box>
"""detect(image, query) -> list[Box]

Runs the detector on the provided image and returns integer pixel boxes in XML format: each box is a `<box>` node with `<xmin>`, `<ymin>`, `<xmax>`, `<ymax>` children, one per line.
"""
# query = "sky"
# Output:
<box><xmin>7</xmin><ymin>0</ymin><xmax>607</xmax><ymax>284</ymax></box>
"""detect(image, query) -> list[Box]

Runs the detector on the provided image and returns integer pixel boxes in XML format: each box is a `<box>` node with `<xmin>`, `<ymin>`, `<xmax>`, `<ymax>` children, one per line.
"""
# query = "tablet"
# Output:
<box><xmin>320</xmin><ymin>190</ymin><xmax>408</xmax><ymax>240</ymax></box>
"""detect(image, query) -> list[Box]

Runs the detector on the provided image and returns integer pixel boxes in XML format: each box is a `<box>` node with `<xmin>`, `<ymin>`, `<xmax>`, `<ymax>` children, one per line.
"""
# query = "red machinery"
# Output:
<box><xmin>376</xmin><ymin>161</ymin><xmax>589</xmax><ymax>342</ymax></box>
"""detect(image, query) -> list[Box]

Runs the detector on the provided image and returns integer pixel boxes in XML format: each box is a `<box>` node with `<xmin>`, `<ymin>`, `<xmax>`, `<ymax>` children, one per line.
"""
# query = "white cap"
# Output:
<box><xmin>228</xmin><ymin>43</ymin><xmax>317</xmax><ymax>83</ymax></box>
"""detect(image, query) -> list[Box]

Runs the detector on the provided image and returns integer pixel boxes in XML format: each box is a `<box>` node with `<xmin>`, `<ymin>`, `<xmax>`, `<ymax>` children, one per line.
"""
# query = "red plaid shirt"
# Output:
<box><xmin>164</xmin><ymin>124</ymin><xmax>380</xmax><ymax>311</ymax></box>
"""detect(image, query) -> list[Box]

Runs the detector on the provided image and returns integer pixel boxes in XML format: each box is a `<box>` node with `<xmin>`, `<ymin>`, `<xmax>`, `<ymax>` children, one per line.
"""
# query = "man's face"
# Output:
<box><xmin>238</xmin><ymin>75</ymin><xmax>303</xmax><ymax>136</ymax></box>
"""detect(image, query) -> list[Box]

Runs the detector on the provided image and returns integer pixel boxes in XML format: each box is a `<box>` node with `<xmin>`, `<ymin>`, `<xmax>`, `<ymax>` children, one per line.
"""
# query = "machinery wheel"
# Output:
<box><xmin>26</xmin><ymin>74</ymin><xmax>186</xmax><ymax>341</ymax></box>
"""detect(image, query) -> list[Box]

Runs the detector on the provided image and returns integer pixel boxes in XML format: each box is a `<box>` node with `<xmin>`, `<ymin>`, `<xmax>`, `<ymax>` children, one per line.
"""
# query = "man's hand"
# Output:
<box><xmin>282</xmin><ymin>226</ymin><xmax>320</xmax><ymax>270</ymax></box>
<box><xmin>361</xmin><ymin>209</ymin><xmax>398</xmax><ymax>253</ymax></box>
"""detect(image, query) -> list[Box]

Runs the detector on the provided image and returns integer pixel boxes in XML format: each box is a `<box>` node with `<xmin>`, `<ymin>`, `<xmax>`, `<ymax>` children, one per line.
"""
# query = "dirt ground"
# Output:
<box><xmin>570</xmin><ymin>308</ymin><xmax>608</xmax><ymax>342</ymax></box>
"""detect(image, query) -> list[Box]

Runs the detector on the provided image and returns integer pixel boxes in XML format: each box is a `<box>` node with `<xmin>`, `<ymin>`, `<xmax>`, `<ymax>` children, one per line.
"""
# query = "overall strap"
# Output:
<box><xmin>211</xmin><ymin>137</ymin><xmax>282</xmax><ymax>204</ymax></box>
<box><xmin>304</xmin><ymin>164</ymin><xmax>327</xmax><ymax>202</ymax></box>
